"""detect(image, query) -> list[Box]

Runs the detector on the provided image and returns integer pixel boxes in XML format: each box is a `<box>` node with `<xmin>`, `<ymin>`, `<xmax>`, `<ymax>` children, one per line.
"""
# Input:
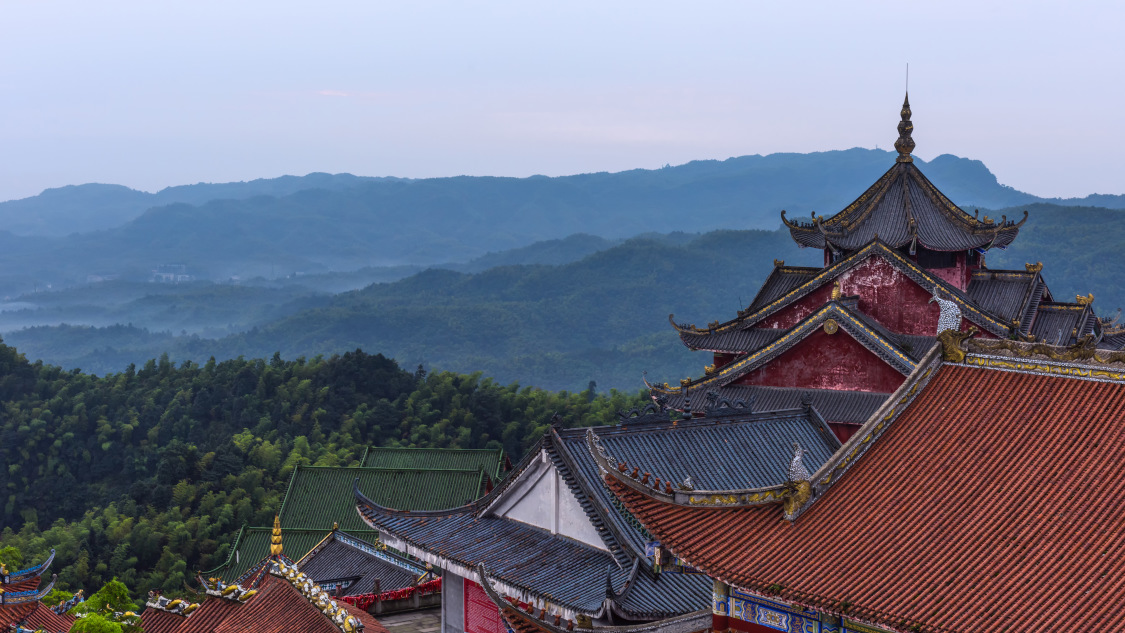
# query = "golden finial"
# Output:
<box><xmin>894</xmin><ymin>92</ymin><xmax>915</xmax><ymax>163</ymax></box>
<box><xmin>270</xmin><ymin>515</ymin><xmax>283</xmax><ymax>556</ymax></box>
<box><xmin>830</xmin><ymin>281</ymin><xmax>842</xmax><ymax>301</ymax></box>
<box><xmin>1025</xmin><ymin>262</ymin><xmax>1043</xmax><ymax>273</ymax></box>
<box><xmin>774</xmin><ymin>259</ymin><xmax>785</xmax><ymax>267</ymax></box>
<box><xmin>704</xmin><ymin>364</ymin><xmax>716</xmax><ymax>375</ymax></box>
<box><xmin>679</xmin><ymin>378</ymin><xmax>691</xmax><ymax>387</ymax></box>
<box><xmin>1076</xmin><ymin>293</ymin><xmax>1094</xmax><ymax>306</ymax></box>
<box><xmin>332</xmin><ymin>522</ymin><xmax>338</xmax><ymax>530</ymax></box>
<box><xmin>982</xmin><ymin>215</ymin><xmax>993</xmax><ymax>224</ymax></box>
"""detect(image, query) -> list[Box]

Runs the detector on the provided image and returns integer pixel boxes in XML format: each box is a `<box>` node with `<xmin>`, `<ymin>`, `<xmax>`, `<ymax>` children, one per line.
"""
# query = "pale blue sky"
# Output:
<box><xmin>1</xmin><ymin>0</ymin><xmax>1121</xmax><ymax>202</ymax></box>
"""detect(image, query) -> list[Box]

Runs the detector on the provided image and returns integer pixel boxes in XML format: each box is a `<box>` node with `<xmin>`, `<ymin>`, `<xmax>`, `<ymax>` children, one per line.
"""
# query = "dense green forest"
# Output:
<box><xmin>0</xmin><ymin>338</ymin><xmax>646</xmax><ymax>600</ymax></box>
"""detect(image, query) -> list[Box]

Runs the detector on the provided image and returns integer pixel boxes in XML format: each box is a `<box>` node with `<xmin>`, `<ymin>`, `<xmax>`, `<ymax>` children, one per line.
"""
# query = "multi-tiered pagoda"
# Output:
<box><xmin>653</xmin><ymin>94</ymin><xmax>1112</xmax><ymax>441</ymax></box>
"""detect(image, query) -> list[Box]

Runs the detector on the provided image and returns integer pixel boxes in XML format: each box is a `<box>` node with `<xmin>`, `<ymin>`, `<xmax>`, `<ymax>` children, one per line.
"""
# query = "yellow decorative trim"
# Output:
<box><xmin>688</xmin><ymin>489</ymin><xmax>783</xmax><ymax>506</ymax></box>
<box><xmin>270</xmin><ymin>515</ymin><xmax>283</xmax><ymax>556</ymax></box>
<box><xmin>970</xmin><ymin>336</ymin><xmax>1125</xmax><ymax>365</ymax></box>
<box><xmin>964</xmin><ymin>355</ymin><xmax>1125</xmax><ymax>382</ymax></box>
<box><xmin>937</xmin><ymin>327</ymin><xmax>978</xmax><ymax>363</ymax></box>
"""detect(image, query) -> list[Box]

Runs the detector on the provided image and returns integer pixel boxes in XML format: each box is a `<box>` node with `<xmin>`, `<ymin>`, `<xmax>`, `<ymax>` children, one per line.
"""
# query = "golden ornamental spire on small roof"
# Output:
<box><xmin>270</xmin><ymin>515</ymin><xmax>283</xmax><ymax>556</ymax></box>
<box><xmin>894</xmin><ymin>93</ymin><xmax>914</xmax><ymax>163</ymax></box>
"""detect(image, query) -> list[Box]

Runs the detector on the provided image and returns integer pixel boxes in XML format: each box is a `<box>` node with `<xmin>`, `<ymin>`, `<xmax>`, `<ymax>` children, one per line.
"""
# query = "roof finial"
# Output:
<box><xmin>894</xmin><ymin>91</ymin><xmax>914</xmax><ymax>163</ymax></box>
<box><xmin>270</xmin><ymin>515</ymin><xmax>283</xmax><ymax>556</ymax></box>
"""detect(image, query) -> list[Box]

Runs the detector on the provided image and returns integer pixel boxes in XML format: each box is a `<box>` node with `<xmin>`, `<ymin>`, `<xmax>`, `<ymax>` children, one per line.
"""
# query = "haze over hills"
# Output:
<box><xmin>8</xmin><ymin>199</ymin><xmax>1125</xmax><ymax>391</ymax></box>
<box><xmin>2</xmin><ymin>149</ymin><xmax>1124</xmax><ymax>391</ymax></box>
<box><xmin>3</xmin><ymin>148</ymin><xmax>1123</xmax><ymax>299</ymax></box>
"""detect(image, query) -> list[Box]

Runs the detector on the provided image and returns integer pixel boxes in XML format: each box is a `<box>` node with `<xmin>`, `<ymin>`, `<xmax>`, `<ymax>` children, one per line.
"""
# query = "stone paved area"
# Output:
<box><xmin>378</xmin><ymin>607</ymin><xmax>441</xmax><ymax>633</ymax></box>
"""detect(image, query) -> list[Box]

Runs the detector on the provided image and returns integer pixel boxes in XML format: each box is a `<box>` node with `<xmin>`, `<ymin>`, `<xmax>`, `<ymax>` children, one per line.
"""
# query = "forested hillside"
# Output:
<box><xmin>0</xmin><ymin>339</ymin><xmax>645</xmax><ymax>599</ymax></box>
<box><xmin>6</xmin><ymin>230</ymin><xmax>820</xmax><ymax>390</ymax></box>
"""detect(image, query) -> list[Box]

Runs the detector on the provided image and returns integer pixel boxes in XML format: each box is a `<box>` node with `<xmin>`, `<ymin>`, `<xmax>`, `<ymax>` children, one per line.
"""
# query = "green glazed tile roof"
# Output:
<box><xmin>203</xmin><ymin>526</ymin><xmax>381</xmax><ymax>582</ymax></box>
<box><xmin>278</xmin><ymin>466</ymin><xmax>487</xmax><ymax>532</ymax></box>
<box><xmin>362</xmin><ymin>447</ymin><xmax>506</xmax><ymax>480</ymax></box>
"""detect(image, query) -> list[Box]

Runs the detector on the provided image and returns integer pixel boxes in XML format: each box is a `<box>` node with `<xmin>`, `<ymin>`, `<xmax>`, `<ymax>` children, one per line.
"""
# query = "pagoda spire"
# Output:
<box><xmin>270</xmin><ymin>515</ymin><xmax>283</xmax><ymax>556</ymax></box>
<box><xmin>894</xmin><ymin>92</ymin><xmax>915</xmax><ymax>163</ymax></box>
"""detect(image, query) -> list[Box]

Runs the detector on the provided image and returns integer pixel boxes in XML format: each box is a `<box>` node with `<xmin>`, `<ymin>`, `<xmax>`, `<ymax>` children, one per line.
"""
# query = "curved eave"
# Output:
<box><xmin>650</xmin><ymin>301</ymin><xmax>917</xmax><ymax>395</ymax></box>
<box><xmin>354</xmin><ymin>479</ymin><xmax>625</xmax><ymax>618</ymax></box>
<box><xmin>784</xmin><ymin>162</ymin><xmax>1027</xmax><ymax>252</ymax></box>
<box><xmin>6</xmin><ymin>549</ymin><xmax>55</xmax><ymax>583</ymax></box>
<box><xmin>2</xmin><ymin>574</ymin><xmax>58</xmax><ymax>605</ymax></box>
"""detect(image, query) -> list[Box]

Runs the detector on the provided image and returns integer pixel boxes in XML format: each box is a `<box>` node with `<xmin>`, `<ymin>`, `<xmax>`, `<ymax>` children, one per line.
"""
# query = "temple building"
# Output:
<box><xmin>206</xmin><ymin>446</ymin><xmax>507</xmax><ymax>610</ymax></box>
<box><xmin>596</xmin><ymin>325</ymin><xmax>1125</xmax><ymax>633</ymax></box>
<box><xmin>655</xmin><ymin>94</ymin><xmax>1117</xmax><ymax>441</ymax></box>
<box><xmin>141</xmin><ymin>518</ymin><xmax>388</xmax><ymax>633</ymax></box>
<box><xmin>0</xmin><ymin>550</ymin><xmax>75</xmax><ymax>633</ymax></box>
<box><xmin>354</xmin><ymin>405</ymin><xmax>843</xmax><ymax>633</ymax></box>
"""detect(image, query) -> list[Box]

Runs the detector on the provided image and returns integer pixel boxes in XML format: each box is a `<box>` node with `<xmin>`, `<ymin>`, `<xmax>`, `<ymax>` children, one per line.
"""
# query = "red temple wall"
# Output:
<box><xmin>758</xmin><ymin>255</ymin><xmax>980</xmax><ymax>336</ymax></box>
<box><xmin>733</xmin><ymin>328</ymin><xmax>905</xmax><ymax>393</ymax></box>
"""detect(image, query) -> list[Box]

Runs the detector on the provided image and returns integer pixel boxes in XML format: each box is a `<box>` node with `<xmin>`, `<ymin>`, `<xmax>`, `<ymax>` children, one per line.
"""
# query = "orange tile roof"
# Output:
<box><xmin>0</xmin><ymin>602</ymin><xmax>75</xmax><ymax>633</ymax></box>
<box><xmin>139</xmin><ymin>573</ymin><xmax>387</xmax><ymax>633</ymax></box>
<box><xmin>211</xmin><ymin>575</ymin><xmax>387</xmax><ymax>633</ymax></box>
<box><xmin>607</xmin><ymin>362</ymin><xmax>1125</xmax><ymax>633</ymax></box>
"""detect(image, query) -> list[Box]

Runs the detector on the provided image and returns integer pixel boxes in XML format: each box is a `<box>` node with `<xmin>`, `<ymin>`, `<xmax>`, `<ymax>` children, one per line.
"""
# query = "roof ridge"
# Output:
<box><xmin>670</xmin><ymin>241</ymin><xmax>1010</xmax><ymax>341</ymax></box>
<box><xmin>294</xmin><ymin>464</ymin><xmax>488</xmax><ymax>473</ymax></box>
<box><xmin>656</xmin><ymin>300</ymin><xmax>917</xmax><ymax>395</ymax></box>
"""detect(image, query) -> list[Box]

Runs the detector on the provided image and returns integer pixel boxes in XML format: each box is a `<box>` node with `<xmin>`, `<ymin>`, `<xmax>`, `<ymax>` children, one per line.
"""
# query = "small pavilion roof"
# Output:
<box><xmin>599</xmin><ymin>338</ymin><xmax>1125</xmax><ymax>633</ymax></box>
<box><xmin>782</xmin><ymin>95</ymin><xmax>1026</xmax><ymax>252</ymax></box>
<box><xmin>965</xmin><ymin>268</ymin><xmax>1045</xmax><ymax>328</ymax></box>
<box><xmin>202</xmin><ymin>526</ymin><xmax>382</xmax><ymax>583</ymax></box>
<box><xmin>1029</xmin><ymin>301</ymin><xmax>1096</xmax><ymax>345</ymax></box>
<box><xmin>296</xmin><ymin>529</ymin><xmax>423</xmax><ymax>596</ymax></box>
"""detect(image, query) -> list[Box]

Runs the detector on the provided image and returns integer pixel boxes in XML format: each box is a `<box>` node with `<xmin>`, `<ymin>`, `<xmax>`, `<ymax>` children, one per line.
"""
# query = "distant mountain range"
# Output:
<box><xmin>8</xmin><ymin>199</ymin><xmax>1125</xmax><ymax>391</ymax></box>
<box><xmin>2</xmin><ymin>148</ymin><xmax>1122</xmax><ymax>298</ymax></box>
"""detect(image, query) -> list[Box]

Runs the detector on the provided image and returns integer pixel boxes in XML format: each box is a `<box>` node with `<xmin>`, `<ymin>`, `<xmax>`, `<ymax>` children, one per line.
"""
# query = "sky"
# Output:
<box><xmin>0</xmin><ymin>0</ymin><xmax>1121</xmax><ymax>202</ymax></box>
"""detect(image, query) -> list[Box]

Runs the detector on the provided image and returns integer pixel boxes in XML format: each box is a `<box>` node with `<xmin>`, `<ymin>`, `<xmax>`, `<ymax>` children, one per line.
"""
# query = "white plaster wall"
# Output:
<box><xmin>442</xmin><ymin>569</ymin><xmax>465</xmax><ymax>633</ymax></box>
<box><xmin>489</xmin><ymin>450</ymin><xmax>607</xmax><ymax>551</ymax></box>
<box><xmin>553</xmin><ymin>469</ymin><xmax>607</xmax><ymax>548</ymax></box>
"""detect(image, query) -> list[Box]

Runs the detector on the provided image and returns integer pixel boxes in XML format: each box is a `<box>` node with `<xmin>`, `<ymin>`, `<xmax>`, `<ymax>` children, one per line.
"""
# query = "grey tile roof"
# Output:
<box><xmin>1030</xmin><ymin>303</ymin><xmax>1093</xmax><ymax>345</ymax></box>
<box><xmin>660</xmin><ymin>385</ymin><xmax>891</xmax><ymax>425</ymax></box>
<box><xmin>967</xmin><ymin>270</ymin><xmax>1039</xmax><ymax>324</ymax></box>
<box><xmin>747</xmin><ymin>267</ymin><xmax>821</xmax><ymax>312</ymax></box>
<box><xmin>783</xmin><ymin>162</ymin><xmax>1025</xmax><ymax>252</ymax></box>
<box><xmin>679</xmin><ymin>327</ymin><xmax>784</xmax><ymax>353</ymax></box>
<box><xmin>298</xmin><ymin>533</ymin><xmax>420</xmax><ymax>596</ymax></box>
<box><xmin>353</xmin><ymin>408</ymin><xmax>842</xmax><ymax>619</ymax></box>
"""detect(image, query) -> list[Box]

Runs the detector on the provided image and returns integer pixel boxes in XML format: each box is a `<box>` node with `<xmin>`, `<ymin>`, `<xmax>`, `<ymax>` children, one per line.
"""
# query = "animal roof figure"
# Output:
<box><xmin>929</xmin><ymin>288</ymin><xmax>962</xmax><ymax>335</ymax></box>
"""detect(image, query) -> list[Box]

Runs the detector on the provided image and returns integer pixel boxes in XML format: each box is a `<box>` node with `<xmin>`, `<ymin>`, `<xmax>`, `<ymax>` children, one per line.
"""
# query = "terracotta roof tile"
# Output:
<box><xmin>0</xmin><ymin>602</ymin><xmax>75</xmax><ymax>633</ymax></box>
<box><xmin>607</xmin><ymin>363</ymin><xmax>1125</xmax><ymax>633</ymax></box>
